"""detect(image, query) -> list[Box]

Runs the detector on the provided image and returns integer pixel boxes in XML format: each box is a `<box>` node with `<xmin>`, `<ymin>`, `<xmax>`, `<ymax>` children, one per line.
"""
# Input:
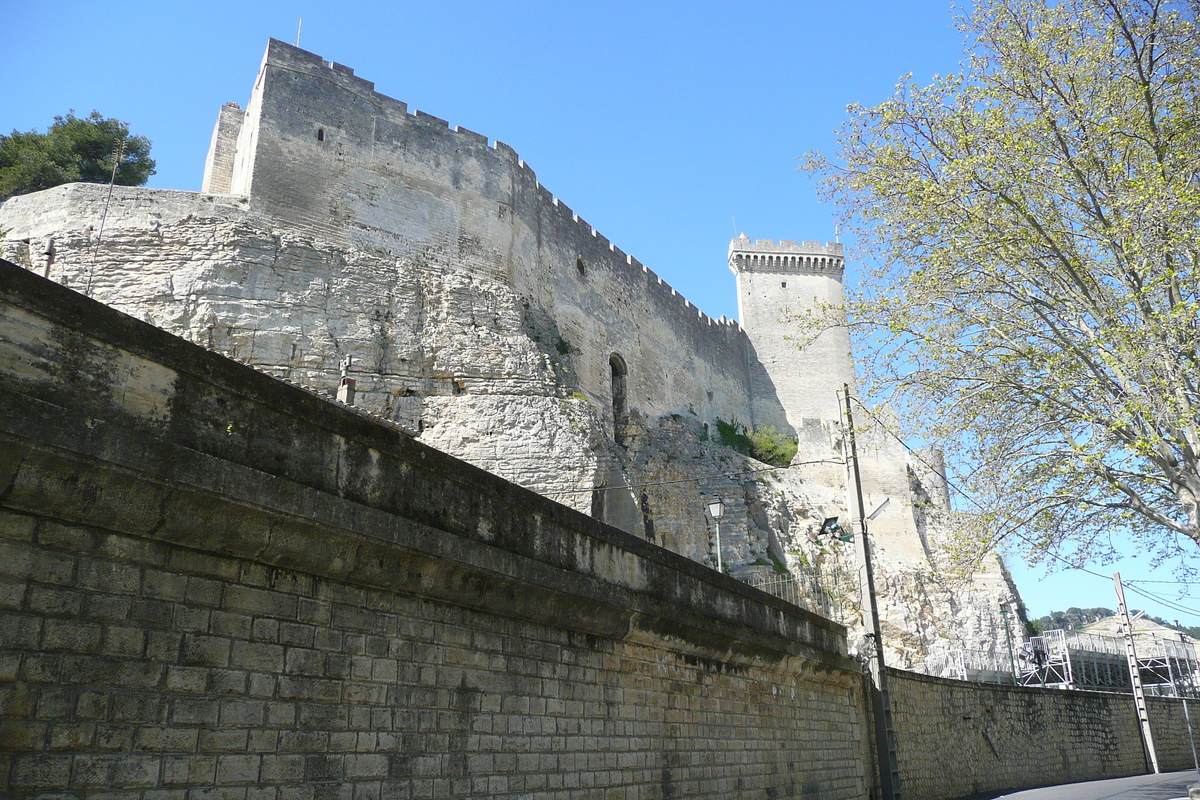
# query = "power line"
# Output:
<box><xmin>1123</xmin><ymin>583</ymin><xmax>1200</xmax><ymax>617</ymax></box>
<box><xmin>1126</xmin><ymin>578</ymin><xmax>1200</xmax><ymax>586</ymax></box>
<box><xmin>86</xmin><ymin>137</ymin><xmax>126</xmax><ymax>296</ymax></box>
<box><xmin>847</xmin><ymin>396</ymin><xmax>1200</xmax><ymax>618</ymax></box>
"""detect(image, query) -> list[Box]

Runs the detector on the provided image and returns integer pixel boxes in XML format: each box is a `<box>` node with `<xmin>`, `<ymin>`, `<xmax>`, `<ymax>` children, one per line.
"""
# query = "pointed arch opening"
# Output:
<box><xmin>609</xmin><ymin>353</ymin><xmax>628</xmax><ymax>422</ymax></box>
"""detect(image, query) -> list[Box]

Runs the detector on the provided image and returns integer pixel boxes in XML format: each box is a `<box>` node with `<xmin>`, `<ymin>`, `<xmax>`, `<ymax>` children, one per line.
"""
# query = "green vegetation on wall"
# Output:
<box><xmin>715</xmin><ymin>418</ymin><xmax>797</xmax><ymax>467</ymax></box>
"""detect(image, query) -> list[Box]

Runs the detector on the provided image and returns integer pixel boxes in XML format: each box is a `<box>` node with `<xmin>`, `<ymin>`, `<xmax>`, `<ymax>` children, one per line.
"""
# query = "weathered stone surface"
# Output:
<box><xmin>0</xmin><ymin>38</ymin><xmax>1021</xmax><ymax>670</ymax></box>
<box><xmin>0</xmin><ymin>258</ymin><xmax>872</xmax><ymax>799</ymax></box>
<box><xmin>890</xmin><ymin>668</ymin><xmax>1197</xmax><ymax>800</ymax></box>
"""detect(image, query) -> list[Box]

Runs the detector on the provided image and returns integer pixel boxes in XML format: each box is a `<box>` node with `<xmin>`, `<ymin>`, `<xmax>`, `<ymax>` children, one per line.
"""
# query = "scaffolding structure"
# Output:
<box><xmin>1138</xmin><ymin>635</ymin><xmax>1200</xmax><ymax>697</ymax></box>
<box><xmin>921</xmin><ymin>649</ymin><xmax>1014</xmax><ymax>684</ymax></box>
<box><xmin>1017</xmin><ymin>628</ymin><xmax>1200</xmax><ymax>697</ymax></box>
<box><xmin>916</xmin><ymin>626</ymin><xmax>1200</xmax><ymax>695</ymax></box>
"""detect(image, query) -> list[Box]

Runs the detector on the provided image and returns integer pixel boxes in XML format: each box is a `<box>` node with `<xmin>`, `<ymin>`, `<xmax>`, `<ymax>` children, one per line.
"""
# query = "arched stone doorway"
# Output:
<box><xmin>609</xmin><ymin>353</ymin><xmax>627</xmax><ymax>422</ymax></box>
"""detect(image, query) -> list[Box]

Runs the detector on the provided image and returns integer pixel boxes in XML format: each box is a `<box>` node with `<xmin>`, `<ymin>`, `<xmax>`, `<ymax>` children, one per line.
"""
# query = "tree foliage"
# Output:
<box><xmin>1034</xmin><ymin>607</ymin><xmax>1200</xmax><ymax>638</ymax></box>
<box><xmin>0</xmin><ymin>111</ymin><xmax>155</xmax><ymax>201</ymax></box>
<box><xmin>1034</xmin><ymin>607</ymin><xmax>1115</xmax><ymax>632</ymax></box>
<box><xmin>804</xmin><ymin>0</ymin><xmax>1200</xmax><ymax>569</ymax></box>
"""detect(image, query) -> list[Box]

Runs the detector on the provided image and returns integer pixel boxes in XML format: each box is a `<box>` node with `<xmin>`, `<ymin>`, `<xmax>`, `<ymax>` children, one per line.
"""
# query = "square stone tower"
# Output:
<box><xmin>728</xmin><ymin>236</ymin><xmax>854</xmax><ymax>433</ymax></box>
<box><xmin>730</xmin><ymin>236</ymin><xmax>934</xmax><ymax>563</ymax></box>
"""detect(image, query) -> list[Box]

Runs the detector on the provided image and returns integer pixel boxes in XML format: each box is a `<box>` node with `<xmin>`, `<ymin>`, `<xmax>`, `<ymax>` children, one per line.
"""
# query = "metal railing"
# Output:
<box><xmin>745</xmin><ymin>571</ymin><xmax>846</xmax><ymax>624</ymax></box>
<box><xmin>920</xmin><ymin>649</ymin><xmax>1016</xmax><ymax>683</ymax></box>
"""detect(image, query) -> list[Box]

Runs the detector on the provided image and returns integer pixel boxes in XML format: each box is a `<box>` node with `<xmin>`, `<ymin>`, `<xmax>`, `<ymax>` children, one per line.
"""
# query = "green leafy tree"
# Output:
<box><xmin>1035</xmin><ymin>607</ymin><xmax>1200</xmax><ymax>638</ymax></box>
<box><xmin>0</xmin><ymin>111</ymin><xmax>155</xmax><ymax>200</ymax></box>
<box><xmin>1035</xmin><ymin>607</ymin><xmax>1115</xmax><ymax>632</ymax></box>
<box><xmin>804</xmin><ymin>0</ymin><xmax>1200</xmax><ymax>569</ymax></box>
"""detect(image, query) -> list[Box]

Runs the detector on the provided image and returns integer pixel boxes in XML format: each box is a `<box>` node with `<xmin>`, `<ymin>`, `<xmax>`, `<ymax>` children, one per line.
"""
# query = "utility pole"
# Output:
<box><xmin>1183</xmin><ymin>696</ymin><xmax>1200</xmax><ymax>774</ymax></box>
<box><xmin>841</xmin><ymin>385</ymin><xmax>901</xmax><ymax>800</ymax></box>
<box><xmin>1114</xmin><ymin>572</ymin><xmax>1159</xmax><ymax>774</ymax></box>
<box><xmin>1000</xmin><ymin>600</ymin><xmax>1018</xmax><ymax>685</ymax></box>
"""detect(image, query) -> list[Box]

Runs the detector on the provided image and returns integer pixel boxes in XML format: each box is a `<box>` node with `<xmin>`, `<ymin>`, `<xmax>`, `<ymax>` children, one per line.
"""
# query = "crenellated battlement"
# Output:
<box><xmin>733</xmin><ymin>237</ymin><xmax>844</xmax><ymax>254</ymax></box>
<box><xmin>258</xmin><ymin>39</ymin><xmax>526</xmax><ymax>156</ymax></box>
<box><xmin>728</xmin><ymin>235</ymin><xmax>845</xmax><ymax>278</ymax></box>
<box><xmin>239</xmin><ymin>40</ymin><xmax>743</xmax><ymax>336</ymax></box>
<box><xmin>262</xmin><ymin>38</ymin><xmax>381</xmax><ymax>101</ymax></box>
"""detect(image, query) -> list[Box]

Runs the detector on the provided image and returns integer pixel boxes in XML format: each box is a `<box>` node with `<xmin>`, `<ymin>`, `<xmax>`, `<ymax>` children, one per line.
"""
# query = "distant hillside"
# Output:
<box><xmin>1034</xmin><ymin>607</ymin><xmax>1115</xmax><ymax>633</ymax></box>
<box><xmin>1034</xmin><ymin>607</ymin><xmax>1200</xmax><ymax>639</ymax></box>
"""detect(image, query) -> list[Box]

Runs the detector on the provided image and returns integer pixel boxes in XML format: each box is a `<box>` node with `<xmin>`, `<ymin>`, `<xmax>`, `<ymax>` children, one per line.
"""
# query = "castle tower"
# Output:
<box><xmin>728</xmin><ymin>236</ymin><xmax>854</xmax><ymax>433</ymax></box>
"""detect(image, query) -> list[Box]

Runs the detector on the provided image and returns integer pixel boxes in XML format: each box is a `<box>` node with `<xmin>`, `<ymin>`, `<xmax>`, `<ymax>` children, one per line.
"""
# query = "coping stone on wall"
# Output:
<box><xmin>0</xmin><ymin>257</ymin><xmax>854</xmax><ymax>676</ymax></box>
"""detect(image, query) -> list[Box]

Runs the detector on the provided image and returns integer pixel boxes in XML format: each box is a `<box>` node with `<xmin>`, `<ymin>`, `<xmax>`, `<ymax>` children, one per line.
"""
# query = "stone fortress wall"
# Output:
<box><xmin>213</xmin><ymin>39</ymin><xmax>764</xmax><ymax>433</ymax></box>
<box><xmin>183</xmin><ymin>39</ymin><xmax>920</xmax><ymax>560</ymax></box>
<box><xmin>0</xmin><ymin>39</ymin><xmax>1018</xmax><ymax>668</ymax></box>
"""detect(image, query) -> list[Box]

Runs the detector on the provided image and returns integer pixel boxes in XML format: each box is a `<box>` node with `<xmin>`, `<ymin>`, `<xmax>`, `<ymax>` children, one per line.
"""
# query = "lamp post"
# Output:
<box><xmin>337</xmin><ymin>354</ymin><xmax>356</xmax><ymax>405</ymax></box>
<box><xmin>1000</xmin><ymin>599</ymin><xmax>1018</xmax><ymax>685</ymax></box>
<box><xmin>707</xmin><ymin>496</ymin><xmax>725</xmax><ymax>572</ymax></box>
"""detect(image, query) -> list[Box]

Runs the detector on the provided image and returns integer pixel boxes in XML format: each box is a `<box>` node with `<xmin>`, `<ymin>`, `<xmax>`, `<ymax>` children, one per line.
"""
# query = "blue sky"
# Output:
<box><xmin>6</xmin><ymin>0</ymin><xmax>1198</xmax><ymax>626</ymax></box>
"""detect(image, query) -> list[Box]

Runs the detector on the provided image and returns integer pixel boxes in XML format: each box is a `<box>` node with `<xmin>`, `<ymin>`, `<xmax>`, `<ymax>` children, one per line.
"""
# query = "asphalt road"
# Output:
<box><xmin>953</xmin><ymin>771</ymin><xmax>1200</xmax><ymax>800</ymax></box>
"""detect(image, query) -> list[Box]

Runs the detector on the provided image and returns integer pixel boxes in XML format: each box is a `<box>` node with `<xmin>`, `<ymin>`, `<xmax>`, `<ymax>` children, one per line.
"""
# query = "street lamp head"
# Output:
<box><xmin>999</xmin><ymin>601</ymin><xmax>1010</xmax><ymax>615</ymax></box>
<box><xmin>707</xmin><ymin>496</ymin><xmax>724</xmax><ymax>519</ymax></box>
<box><xmin>820</xmin><ymin>516</ymin><xmax>854</xmax><ymax>543</ymax></box>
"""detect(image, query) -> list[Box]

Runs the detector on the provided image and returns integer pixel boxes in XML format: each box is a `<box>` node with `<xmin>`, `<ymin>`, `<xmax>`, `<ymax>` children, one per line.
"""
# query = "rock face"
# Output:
<box><xmin>0</xmin><ymin>38</ymin><xmax>1024</xmax><ymax>669</ymax></box>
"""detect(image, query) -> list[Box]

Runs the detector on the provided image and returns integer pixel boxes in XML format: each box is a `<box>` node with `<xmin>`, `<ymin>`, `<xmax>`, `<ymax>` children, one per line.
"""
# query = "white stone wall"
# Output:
<box><xmin>224</xmin><ymin>40</ymin><xmax>764</xmax><ymax>435</ymax></box>
<box><xmin>0</xmin><ymin>39</ymin><xmax>1023</xmax><ymax>665</ymax></box>
<box><xmin>200</xmin><ymin>102</ymin><xmax>244</xmax><ymax>195</ymax></box>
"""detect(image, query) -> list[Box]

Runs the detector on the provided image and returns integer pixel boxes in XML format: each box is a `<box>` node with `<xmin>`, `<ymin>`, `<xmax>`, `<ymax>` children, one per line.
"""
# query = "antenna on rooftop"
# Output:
<box><xmin>295</xmin><ymin>18</ymin><xmax>302</xmax><ymax>47</ymax></box>
<box><xmin>86</xmin><ymin>137</ymin><xmax>126</xmax><ymax>297</ymax></box>
<box><xmin>731</xmin><ymin>216</ymin><xmax>737</xmax><ymax>237</ymax></box>
<box><xmin>835</xmin><ymin>223</ymin><xmax>840</xmax><ymax>243</ymax></box>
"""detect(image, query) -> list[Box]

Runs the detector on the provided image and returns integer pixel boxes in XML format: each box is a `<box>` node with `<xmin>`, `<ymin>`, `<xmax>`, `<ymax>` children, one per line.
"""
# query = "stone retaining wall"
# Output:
<box><xmin>0</xmin><ymin>258</ymin><xmax>869</xmax><ymax>799</ymax></box>
<box><xmin>5</xmin><ymin>257</ymin><xmax>1199</xmax><ymax>800</ymax></box>
<box><xmin>889</xmin><ymin>667</ymin><xmax>1197</xmax><ymax>800</ymax></box>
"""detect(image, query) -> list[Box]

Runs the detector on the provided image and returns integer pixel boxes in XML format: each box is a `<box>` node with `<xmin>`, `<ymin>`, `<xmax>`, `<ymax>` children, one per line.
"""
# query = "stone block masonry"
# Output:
<box><xmin>3</xmin><ymin>255</ymin><xmax>1200</xmax><ymax>799</ymax></box>
<box><xmin>1</xmin><ymin>516</ymin><xmax>866</xmax><ymax>799</ymax></box>
<box><xmin>0</xmin><ymin>258</ymin><xmax>870</xmax><ymax>799</ymax></box>
<box><xmin>727</xmin><ymin>236</ymin><xmax>853</xmax><ymax>431</ymax></box>
<box><xmin>888</xmin><ymin>668</ymin><xmax>1199</xmax><ymax>800</ymax></box>
<box><xmin>0</xmin><ymin>37</ymin><xmax>1026</xmax><ymax>668</ymax></box>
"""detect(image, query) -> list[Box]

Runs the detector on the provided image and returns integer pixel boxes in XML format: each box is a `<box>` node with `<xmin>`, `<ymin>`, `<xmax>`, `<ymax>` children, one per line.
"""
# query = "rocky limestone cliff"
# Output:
<box><xmin>0</xmin><ymin>184</ymin><xmax>1023</xmax><ymax>669</ymax></box>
